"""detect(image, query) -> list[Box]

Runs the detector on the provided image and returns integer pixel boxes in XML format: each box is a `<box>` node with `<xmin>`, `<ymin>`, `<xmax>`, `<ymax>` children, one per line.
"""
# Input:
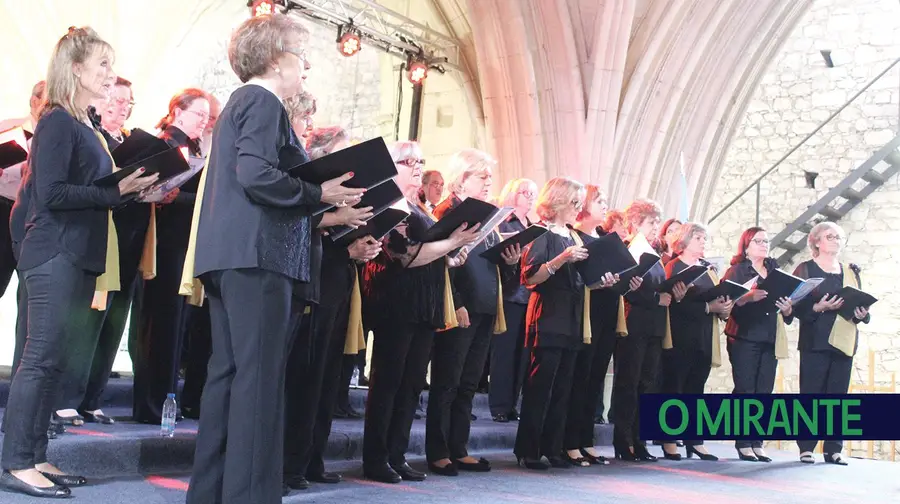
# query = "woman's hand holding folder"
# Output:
<box><xmin>118</xmin><ymin>167</ymin><xmax>159</xmax><ymax>196</ymax></box>
<box><xmin>320</xmin><ymin>172</ymin><xmax>365</xmax><ymax>207</ymax></box>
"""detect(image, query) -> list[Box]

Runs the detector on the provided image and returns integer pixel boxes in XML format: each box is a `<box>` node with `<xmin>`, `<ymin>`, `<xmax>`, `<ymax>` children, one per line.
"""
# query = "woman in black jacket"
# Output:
<box><xmin>0</xmin><ymin>26</ymin><xmax>155</xmax><ymax>498</ymax></box>
<box><xmin>722</xmin><ymin>226</ymin><xmax>793</xmax><ymax>462</ymax></box>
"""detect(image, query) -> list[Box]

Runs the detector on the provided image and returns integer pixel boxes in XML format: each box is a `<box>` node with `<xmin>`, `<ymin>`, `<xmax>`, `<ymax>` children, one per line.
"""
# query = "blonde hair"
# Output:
<box><xmin>306</xmin><ymin>126</ymin><xmax>349</xmax><ymax>160</ymax></box>
<box><xmin>498</xmin><ymin>178</ymin><xmax>536</xmax><ymax>209</ymax></box>
<box><xmin>535</xmin><ymin>177</ymin><xmax>585</xmax><ymax>222</ymax></box>
<box><xmin>228</xmin><ymin>14</ymin><xmax>309</xmax><ymax>83</ymax></box>
<box><xmin>43</xmin><ymin>27</ymin><xmax>114</xmax><ymax>122</ymax></box>
<box><xmin>623</xmin><ymin>198</ymin><xmax>662</xmax><ymax>232</ymax></box>
<box><xmin>807</xmin><ymin>221</ymin><xmax>844</xmax><ymax>257</ymax></box>
<box><xmin>672</xmin><ymin>222</ymin><xmax>708</xmax><ymax>255</ymax></box>
<box><xmin>284</xmin><ymin>91</ymin><xmax>316</xmax><ymax>123</ymax></box>
<box><xmin>446</xmin><ymin>148</ymin><xmax>496</xmax><ymax>195</ymax></box>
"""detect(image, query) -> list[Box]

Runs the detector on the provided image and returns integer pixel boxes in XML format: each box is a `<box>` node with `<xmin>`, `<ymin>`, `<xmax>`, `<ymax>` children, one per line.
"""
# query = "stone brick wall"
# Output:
<box><xmin>706</xmin><ymin>0</ymin><xmax>900</xmax><ymax>459</ymax></box>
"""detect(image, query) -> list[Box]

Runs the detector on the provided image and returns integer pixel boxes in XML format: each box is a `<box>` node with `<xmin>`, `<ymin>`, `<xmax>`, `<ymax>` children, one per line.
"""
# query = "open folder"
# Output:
<box><xmin>834</xmin><ymin>286</ymin><xmax>878</xmax><ymax>321</ymax></box>
<box><xmin>93</xmin><ymin>128</ymin><xmax>191</xmax><ymax>187</ymax></box>
<box><xmin>282</xmin><ymin>137</ymin><xmax>397</xmax><ymax>216</ymax></box>
<box><xmin>610</xmin><ymin>253</ymin><xmax>662</xmax><ymax>294</ymax></box>
<box><xmin>757</xmin><ymin>268</ymin><xmax>824</xmax><ymax>310</ymax></box>
<box><xmin>0</xmin><ymin>127</ymin><xmax>29</xmax><ymax>169</ymax></box>
<box><xmin>657</xmin><ymin>264</ymin><xmax>709</xmax><ymax>293</ymax></box>
<box><xmin>694</xmin><ymin>277</ymin><xmax>756</xmax><ymax>303</ymax></box>
<box><xmin>479</xmin><ymin>225</ymin><xmax>547</xmax><ymax>264</ymax></box>
<box><xmin>575</xmin><ymin>232</ymin><xmax>637</xmax><ymax>288</ymax></box>
<box><xmin>326</xmin><ymin>180</ymin><xmax>404</xmax><ymax>240</ymax></box>
<box><xmin>421</xmin><ymin>198</ymin><xmax>503</xmax><ymax>243</ymax></box>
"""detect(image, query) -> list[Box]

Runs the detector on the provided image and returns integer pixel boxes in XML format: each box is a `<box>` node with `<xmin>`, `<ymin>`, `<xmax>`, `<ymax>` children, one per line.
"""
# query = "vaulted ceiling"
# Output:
<box><xmin>427</xmin><ymin>0</ymin><xmax>813</xmax><ymax>219</ymax></box>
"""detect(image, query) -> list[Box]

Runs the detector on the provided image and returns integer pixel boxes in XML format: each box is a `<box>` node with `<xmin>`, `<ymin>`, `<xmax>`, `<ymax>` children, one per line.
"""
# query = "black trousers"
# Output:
<box><xmin>487</xmin><ymin>301</ymin><xmax>528</xmax><ymax>416</ymax></box>
<box><xmin>611</xmin><ymin>332</ymin><xmax>662</xmax><ymax>446</ymax></box>
<box><xmin>10</xmin><ymin>272</ymin><xmax>27</xmax><ymax>378</ymax></box>
<box><xmin>132</xmin><ymin>242</ymin><xmax>191</xmax><ymax>423</ymax></box>
<box><xmin>363</xmin><ymin>322</ymin><xmax>434</xmax><ymax>467</ymax></box>
<box><xmin>426</xmin><ymin>312</ymin><xmax>493</xmax><ymax>462</ymax></box>
<box><xmin>0</xmin><ymin>199</ymin><xmax>16</xmax><ymax>299</ymax></box>
<box><xmin>2</xmin><ymin>255</ymin><xmax>95</xmax><ymax>470</ymax></box>
<box><xmin>564</xmin><ymin>325</ymin><xmax>617</xmax><ymax>450</ymax></box>
<box><xmin>727</xmin><ymin>338</ymin><xmax>777</xmax><ymax>449</ymax></box>
<box><xmin>661</xmin><ymin>346</ymin><xmax>711</xmax><ymax>447</ymax></box>
<box><xmin>284</xmin><ymin>295</ymin><xmax>350</xmax><ymax>478</ymax></box>
<box><xmin>514</xmin><ymin>346</ymin><xmax>578</xmax><ymax>460</ymax></box>
<box><xmin>797</xmin><ymin>349</ymin><xmax>853</xmax><ymax>455</ymax></box>
<box><xmin>181</xmin><ymin>303</ymin><xmax>212</xmax><ymax>414</ymax></box>
<box><xmin>186</xmin><ymin>268</ymin><xmax>304</xmax><ymax>504</ymax></box>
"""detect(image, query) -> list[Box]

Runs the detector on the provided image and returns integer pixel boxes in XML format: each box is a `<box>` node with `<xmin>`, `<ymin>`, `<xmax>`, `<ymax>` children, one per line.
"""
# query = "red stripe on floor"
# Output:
<box><xmin>146</xmin><ymin>475</ymin><xmax>190</xmax><ymax>491</ymax></box>
<box><xmin>66</xmin><ymin>428</ymin><xmax>114</xmax><ymax>438</ymax></box>
<box><xmin>583</xmin><ymin>478</ymin><xmax>758</xmax><ymax>504</ymax></box>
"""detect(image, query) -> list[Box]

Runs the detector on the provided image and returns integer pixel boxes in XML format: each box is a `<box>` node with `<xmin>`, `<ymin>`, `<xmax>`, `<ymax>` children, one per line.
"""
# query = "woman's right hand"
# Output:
<box><xmin>813</xmin><ymin>294</ymin><xmax>844</xmax><ymax>313</ymax></box>
<box><xmin>449</xmin><ymin>222</ymin><xmax>481</xmax><ymax>248</ymax></box>
<box><xmin>347</xmin><ymin>236</ymin><xmax>381</xmax><ymax>262</ymax></box>
<box><xmin>320</xmin><ymin>172</ymin><xmax>365</xmax><ymax>207</ymax></box>
<box><xmin>558</xmin><ymin>245</ymin><xmax>588</xmax><ymax>264</ymax></box>
<box><xmin>118</xmin><ymin>169</ymin><xmax>159</xmax><ymax>196</ymax></box>
<box><xmin>708</xmin><ymin>296</ymin><xmax>733</xmax><ymax>314</ymax></box>
<box><xmin>333</xmin><ymin>205</ymin><xmax>374</xmax><ymax>228</ymax></box>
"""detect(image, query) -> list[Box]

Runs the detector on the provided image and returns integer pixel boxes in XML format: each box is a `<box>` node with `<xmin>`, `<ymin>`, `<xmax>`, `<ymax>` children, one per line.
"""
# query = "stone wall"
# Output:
<box><xmin>706</xmin><ymin>0</ymin><xmax>900</xmax><ymax>459</ymax></box>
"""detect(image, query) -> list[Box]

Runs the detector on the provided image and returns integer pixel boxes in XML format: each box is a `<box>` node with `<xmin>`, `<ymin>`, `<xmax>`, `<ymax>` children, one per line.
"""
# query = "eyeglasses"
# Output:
<box><xmin>186</xmin><ymin>110</ymin><xmax>210</xmax><ymax>121</ymax></box>
<box><xmin>751</xmin><ymin>238</ymin><xmax>769</xmax><ymax>245</ymax></box>
<box><xmin>822</xmin><ymin>234</ymin><xmax>842</xmax><ymax>242</ymax></box>
<box><xmin>397</xmin><ymin>158</ymin><xmax>425</xmax><ymax>167</ymax></box>
<box><xmin>572</xmin><ymin>199</ymin><xmax>584</xmax><ymax>209</ymax></box>
<box><xmin>517</xmin><ymin>190</ymin><xmax>536</xmax><ymax>198</ymax></box>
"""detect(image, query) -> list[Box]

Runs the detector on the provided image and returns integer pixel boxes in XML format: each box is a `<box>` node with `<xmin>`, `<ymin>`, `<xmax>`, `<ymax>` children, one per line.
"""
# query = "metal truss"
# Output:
<box><xmin>280</xmin><ymin>0</ymin><xmax>460</xmax><ymax>72</ymax></box>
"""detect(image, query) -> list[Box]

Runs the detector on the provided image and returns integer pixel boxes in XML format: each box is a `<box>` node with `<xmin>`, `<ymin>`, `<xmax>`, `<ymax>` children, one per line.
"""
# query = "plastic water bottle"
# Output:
<box><xmin>161</xmin><ymin>393</ymin><xmax>177</xmax><ymax>438</ymax></box>
<box><xmin>350</xmin><ymin>367</ymin><xmax>360</xmax><ymax>387</ymax></box>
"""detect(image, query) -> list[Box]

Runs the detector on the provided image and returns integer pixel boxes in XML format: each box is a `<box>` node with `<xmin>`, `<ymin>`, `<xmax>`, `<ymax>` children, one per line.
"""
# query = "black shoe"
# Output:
<box><xmin>455</xmin><ymin>457</ymin><xmax>491</xmax><ymax>472</ymax></box>
<box><xmin>0</xmin><ymin>471</ymin><xmax>71</xmax><ymax>498</ymax></box>
<box><xmin>517</xmin><ymin>457</ymin><xmax>550</xmax><ymax>470</ymax></box>
<box><xmin>659</xmin><ymin>443</ymin><xmax>682</xmax><ymax>461</ymax></box>
<box><xmin>633</xmin><ymin>445</ymin><xmax>658</xmax><ymax>462</ymax></box>
<box><xmin>284</xmin><ymin>474</ymin><xmax>310</xmax><ymax>490</ymax></box>
<box><xmin>547</xmin><ymin>456</ymin><xmax>570</xmax><ymax>469</ymax></box>
<box><xmin>363</xmin><ymin>464</ymin><xmax>402</xmax><ymax>484</ymax></box>
<box><xmin>51</xmin><ymin>412</ymin><xmax>84</xmax><ymax>426</ymax></box>
<box><xmin>307</xmin><ymin>471</ymin><xmax>341</xmax><ymax>484</ymax></box>
<box><xmin>492</xmin><ymin>414</ymin><xmax>509</xmax><ymax>423</ymax></box>
<box><xmin>676</xmin><ymin>440</ymin><xmax>684</xmax><ymax>447</ymax></box>
<box><xmin>428</xmin><ymin>461</ymin><xmax>458</xmax><ymax>476</ymax></box>
<box><xmin>563</xmin><ymin>453</ymin><xmax>590</xmax><ymax>467</ymax></box>
<box><xmin>391</xmin><ymin>462</ymin><xmax>426</xmax><ymax>481</ymax></box>
<box><xmin>46</xmin><ymin>429</ymin><xmax>57</xmax><ymax>440</ymax></box>
<box><xmin>824</xmin><ymin>453</ymin><xmax>848</xmax><ymax>466</ymax></box>
<box><xmin>507</xmin><ymin>410</ymin><xmax>519</xmax><ymax>421</ymax></box>
<box><xmin>579</xmin><ymin>448</ymin><xmax>609</xmax><ymax>465</ymax></box>
<box><xmin>343</xmin><ymin>406</ymin><xmax>363</xmax><ymax>419</ymax></box>
<box><xmin>613</xmin><ymin>442</ymin><xmax>640</xmax><ymax>462</ymax></box>
<box><xmin>40</xmin><ymin>472</ymin><xmax>86</xmax><ymax>487</ymax></box>
<box><xmin>752</xmin><ymin>448</ymin><xmax>772</xmax><ymax>463</ymax></box>
<box><xmin>594</xmin><ymin>416</ymin><xmax>606</xmax><ymax>424</ymax></box>
<box><xmin>685</xmin><ymin>446</ymin><xmax>718</xmax><ymax>461</ymax></box>
<box><xmin>736</xmin><ymin>448</ymin><xmax>758</xmax><ymax>462</ymax></box>
<box><xmin>79</xmin><ymin>410</ymin><xmax>115</xmax><ymax>425</ymax></box>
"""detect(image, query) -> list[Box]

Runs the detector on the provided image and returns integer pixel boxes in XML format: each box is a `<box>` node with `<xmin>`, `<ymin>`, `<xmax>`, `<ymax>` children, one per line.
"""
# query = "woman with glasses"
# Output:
<box><xmin>790</xmin><ymin>222</ymin><xmax>869</xmax><ymax>466</ymax></box>
<box><xmin>722</xmin><ymin>227</ymin><xmax>793</xmax><ymax>462</ymax></box>
<box><xmin>131</xmin><ymin>88</ymin><xmax>211</xmax><ymax>425</ymax></box>
<box><xmin>488</xmin><ymin>178</ymin><xmax>537</xmax><ymax>423</ymax></box>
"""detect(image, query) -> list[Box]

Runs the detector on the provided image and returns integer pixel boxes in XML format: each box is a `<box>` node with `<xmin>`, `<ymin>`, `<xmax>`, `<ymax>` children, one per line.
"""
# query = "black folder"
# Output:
<box><xmin>0</xmin><ymin>127</ymin><xmax>28</xmax><ymax>169</ymax></box>
<box><xmin>695</xmin><ymin>280</ymin><xmax>751</xmax><ymax>303</ymax></box>
<box><xmin>327</xmin><ymin>180</ymin><xmax>405</xmax><ymax>240</ymax></box>
<box><xmin>610</xmin><ymin>253</ymin><xmax>662</xmax><ymax>294</ymax></box>
<box><xmin>479</xmin><ymin>225</ymin><xmax>548</xmax><ymax>264</ymax></box>
<box><xmin>331</xmin><ymin>207</ymin><xmax>409</xmax><ymax>247</ymax></box>
<box><xmin>757</xmin><ymin>268</ymin><xmax>821</xmax><ymax>309</ymax></box>
<box><xmin>574</xmin><ymin>232</ymin><xmax>637</xmax><ymax>288</ymax></box>
<box><xmin>93</xmin><ymin>129</ymin><xmax>191</xmax><ymax>187</ymax></box>
<box><xmin>657</xmin><ymin>264</ymin><xmax>709</xmax><ymax>293</ymax></box>
<box><xmin>834</xmin><ymin>286</ymin><xmax>878</xmax><ymax>321</ymax></box>
<box><xmin>421</xmin><ymin>198</ymin><xmax>500</xmax><ymax>243</ymax></box>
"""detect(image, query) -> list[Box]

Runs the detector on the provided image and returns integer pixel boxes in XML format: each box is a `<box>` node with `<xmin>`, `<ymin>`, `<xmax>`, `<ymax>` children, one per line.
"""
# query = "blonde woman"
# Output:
<box><xmin>791</xmin><ymin>222</ymin><xmax>869</xmax><ymax>465</ymax></box>
<box><xmin>1</xmin><ymin>26</ymin><xmax>155</xmax><ymax>498</ymax></box>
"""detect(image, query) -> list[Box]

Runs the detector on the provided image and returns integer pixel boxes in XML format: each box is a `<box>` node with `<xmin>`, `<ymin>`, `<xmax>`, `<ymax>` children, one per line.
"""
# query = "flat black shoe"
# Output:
<box><xmin>633</xmin><ymin>445</ymin><xmax>658</xmax><ymax>462</ymax></box>
<box><xmin>824</xmin><ymin>453</ymin><xmax>848</xmax><ymax>466</ymax></box>
<box><xmin>40</xmin><ymin>472</ymin><xmax>86</xmax><ymax>487</ymax></box>
<box><xmin>79</xmin><ymin>410</ymin><xmax>114</xmax><ymax>425</ymax></box>
<box><xmin>0</xmin><ymin>471</ymin><xmax>71</xmax><ymax>498</ymax></box>
<box><xmin>284</xmin><ymin>474</ymin><xmax>310</xmax><ymax>490</ymax></box>
<box><xmin>391</xmin><ymin>462</ymin><xmax>426</xmax><ymax>481</ymax></box>
<box><xmin>563</xmin><ymin>453</ymin><xmax>590</xmax><ymax>467</ymax></box>
<box><xmin>455</xmin><ymin>457</ymin><xmax>491</xmax><ymax>472</ymax></box>
<box><xmin>428</xmin><ymin>462</ymin><xmax>458</xmax><ymax>476</ymax></box>
<box><xmin>51</xmin><ymin>412</ymin><xmax>83</xmax><ymax>426</ymax></box>
<box><xmin>580</xmin><ymin>448</ymin><xmax>609</xmax><ymax>465</ymax></box>
<box><xmin>363</xmin><ymin>464</ymin><xmax>402</xmax><ymax>484</ymax></box>
<box><xmin>492</xmin><ymin>414</ymin><xmax>509</xmax><ymax>423</ymax></box>
<box><xmin>307</xmin><ymin>471</ymin><xmax>341</xmax><ymax>484</ymax></box>
<box><xmin>547</xmin><ymin>456</ymin><xmax>570</xmax><ymax>469</ymax></box>
<box><xmin>517</xmin><ymin>457</ymin><xmax>550</xmax><ymax>470</ymax></box>
<box><xmin>685</xmin><ymin>446</ymin><xmax>718</xmax><ymax>461</ymax></box>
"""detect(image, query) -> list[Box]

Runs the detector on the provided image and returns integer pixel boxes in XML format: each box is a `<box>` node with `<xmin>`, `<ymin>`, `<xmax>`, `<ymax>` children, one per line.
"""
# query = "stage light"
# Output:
<box><xmin>338</xmin><ymin>31</ymin><xmax>361</xmax><ymax>57</ymax></box>
<box><xmin>249</xmin><ymin>0</ymin><xmax>274</xmax><ymax>17</ymax></box>
<box><xmin>407</xmin><ymin>61</ymin><xmax>428</xmax><ymax>85</ymax></box>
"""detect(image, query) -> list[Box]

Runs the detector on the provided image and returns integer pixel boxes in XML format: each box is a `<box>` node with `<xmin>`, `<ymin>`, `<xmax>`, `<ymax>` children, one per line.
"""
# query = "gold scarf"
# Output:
<box><xmin>775</xmin><ymin>313</ymin><xmax>789</xmax><ymax>359</ymax></box>
<box><xmin>178</xmin><ymin>151</ymin><xmax>213</xmax><ymax>307</ymax></box>
<box><xmin>439</xmin><ymin>265</ymin><xmax>458</xmax><ymax>331</ymax></box>
<box><xmin>90</xmin><ymin>131</ymin><xmax>120</xmax><ymax>310</ymax></box>
<box><xmin>493</xmin><ymin>265</ymin><xmax>507</xmax><ymax>334</ymax></box>
<box><xmin>616</xmin><ymin>296</ymin><xmax>628</xmax><ymax>337</ymax></box>
<box><xmin>661</xmin><ymin>268</ymin><xmax>723</xmax><ymax>368</ymax></box>
<box><xmin>828</xmin><ymin>264</ymin><xmax>859</xmax><ymax>357</ymax></box>
<box><xmin>568</xmin><ymin>230</ymin><xmax>592</xmax><ymax>344</ymax></box>
<box><xmin>344</xmin><ymin>268</ymin><xmax>366</xmax><ymax>354</ymax></box>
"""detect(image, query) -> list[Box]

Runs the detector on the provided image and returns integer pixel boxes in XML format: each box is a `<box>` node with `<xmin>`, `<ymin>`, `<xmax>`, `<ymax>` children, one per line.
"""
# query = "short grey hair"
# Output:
<box><xmin>445</xmin><ymin>148</ymin><xmax>496</xmax><ymax>195</ymax></box>
<box><xmin>672</xmin><ymin>222</ymin><xmax>708</xmax><ymax>254</ymax></box>
<box><xmin>807</xmin><ymin>221</ymin><xmax>844</xmax><ymax>257</ymax></box>
<box><xmin>535</xmin><ymin>177</ymin><xmax>585</xmax><ymax>222</ymax></box>
<box><xmin>228</xmin><ymin>14</ymin><xmax>309</xmax><ymax>83</ymax></box>
<box><xmin>388</xmin><ymin>141</ymin><xmax>422</xmax><ymax>164</ymax></box>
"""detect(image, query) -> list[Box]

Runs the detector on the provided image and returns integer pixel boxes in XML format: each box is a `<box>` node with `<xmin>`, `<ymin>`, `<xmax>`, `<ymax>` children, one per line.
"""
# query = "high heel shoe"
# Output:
<box><xmin>751</xmin><ymin>448</ymin><xmax>772</xmax><ymax>463</ymax></box>
<box><xmin>579</xmin><ymin>448</ymin><xmax>609</xmax><ymax>465</ymax></box>
<box><xmin>633</xmin><ymin>444</ymin><xmax>658</xmax><ymax>462</ymax></box>
<box><xmin>563</xmin><ymin>452</ymin><xmax>590</xmax><ymax>467</ymax></box>
<box><xmin>613</xmin><ymin>443</ymin><xmax>640</xmax><ymax>462</ymax></box>
<box><xmin>686</xmin><ymin>446</ymin><xmax>718</xmax><ymax>461</ymax></box>
<box><xmin>735</xmin><ymin>448</ymin><xmax>758</xmax><ymax>462</ymax></box>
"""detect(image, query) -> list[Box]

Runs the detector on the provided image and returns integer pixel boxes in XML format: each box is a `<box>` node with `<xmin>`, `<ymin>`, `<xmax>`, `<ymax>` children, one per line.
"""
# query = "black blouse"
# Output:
<box><xmin>362</xmin><ymin>202</ymin><xmax>446</xmax><ymax>330</ymax></box>
<box><xmin>666</xmin><ymin>258</ymin><xmax>716</xmax><ymax>355</ymax></box>
<box><xmin>623</xmin><ymin>236</ymin><xmax>668</xmax><ymax>339</ymax></box>
<box><xmin>18</xmin><ymin>107</ymin><xmax>122</xmax><ymax>274</ymax></box>
<box><xmin>723</xmin><ymin>258</ymin><xmax>780</xmax><ymax>344</ymax></box>
<box><xmin>791</xmin><ymin>260</ymin><xmax>867</xmax><ymax>355</ymax></box>
<box><xmin>499</xmin><ymin>215</ymin><xmax>530</xmax><ymax>305</ymax></box>
<box><xmin>521</xmin><ymin>227</ymin><xmax>584</xmax><ymax>350</ymax></box>
<box><xmin>156</xmin><ymin>125</ymin><xmax>202</xmax><ymax>251</ymax></box>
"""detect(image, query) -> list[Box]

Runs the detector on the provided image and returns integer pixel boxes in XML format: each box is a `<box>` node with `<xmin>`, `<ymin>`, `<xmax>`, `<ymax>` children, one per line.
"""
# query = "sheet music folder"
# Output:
<box><xmin>575</xmin><ymin>232</ymin><xmax>637</xmax><ymax>288</ymax></box>
<box><xmin>757</xmin><ymin>269</ymin><xmax>823</xmax><ymax>310</ymax></box>
<box><xmin>331</xmin><ymin>207</ymin><xmax>409</xmax><ymax>247</ymax></box>
<box><xmin>610</xmin><ymin>253</ymin><xmax>662</xmax><ymax>294</ymax></box>
<box><xmin>694</xmin><ymin>279</ymin><xmax>752</xmax><ymax>302</ymax></box>
<box><xmin>657</xmin><ymin>264</ymin><xmax>709</xmax><ymax>293</ymax></box>
<box><xmin>479</xmin><ymin>225</ymin><xmax>548</xmax><ymax>264</ymax></box>
<box><xmin>834</xmin><ymin>286</ymin><xmax>878</xmax><ymax>321</ymax></box>
<box><xmin>421</xmin><ymin>198</ymin><xmax>500</xmax><ymax>243</ymax></box>
<box><xmin>93</xmin><ymin>128</ymin><xmax>191</xmax><ymax>187</ymax></box>
<box><xmin>327</xmin><ymin>180</ymin><xmax>404</xmax><ymax>240</ymax></box>
<box><xmin>0</xmin><ymin>127</ymin><xmax>28</xmax><ymax>169</ymax></box>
